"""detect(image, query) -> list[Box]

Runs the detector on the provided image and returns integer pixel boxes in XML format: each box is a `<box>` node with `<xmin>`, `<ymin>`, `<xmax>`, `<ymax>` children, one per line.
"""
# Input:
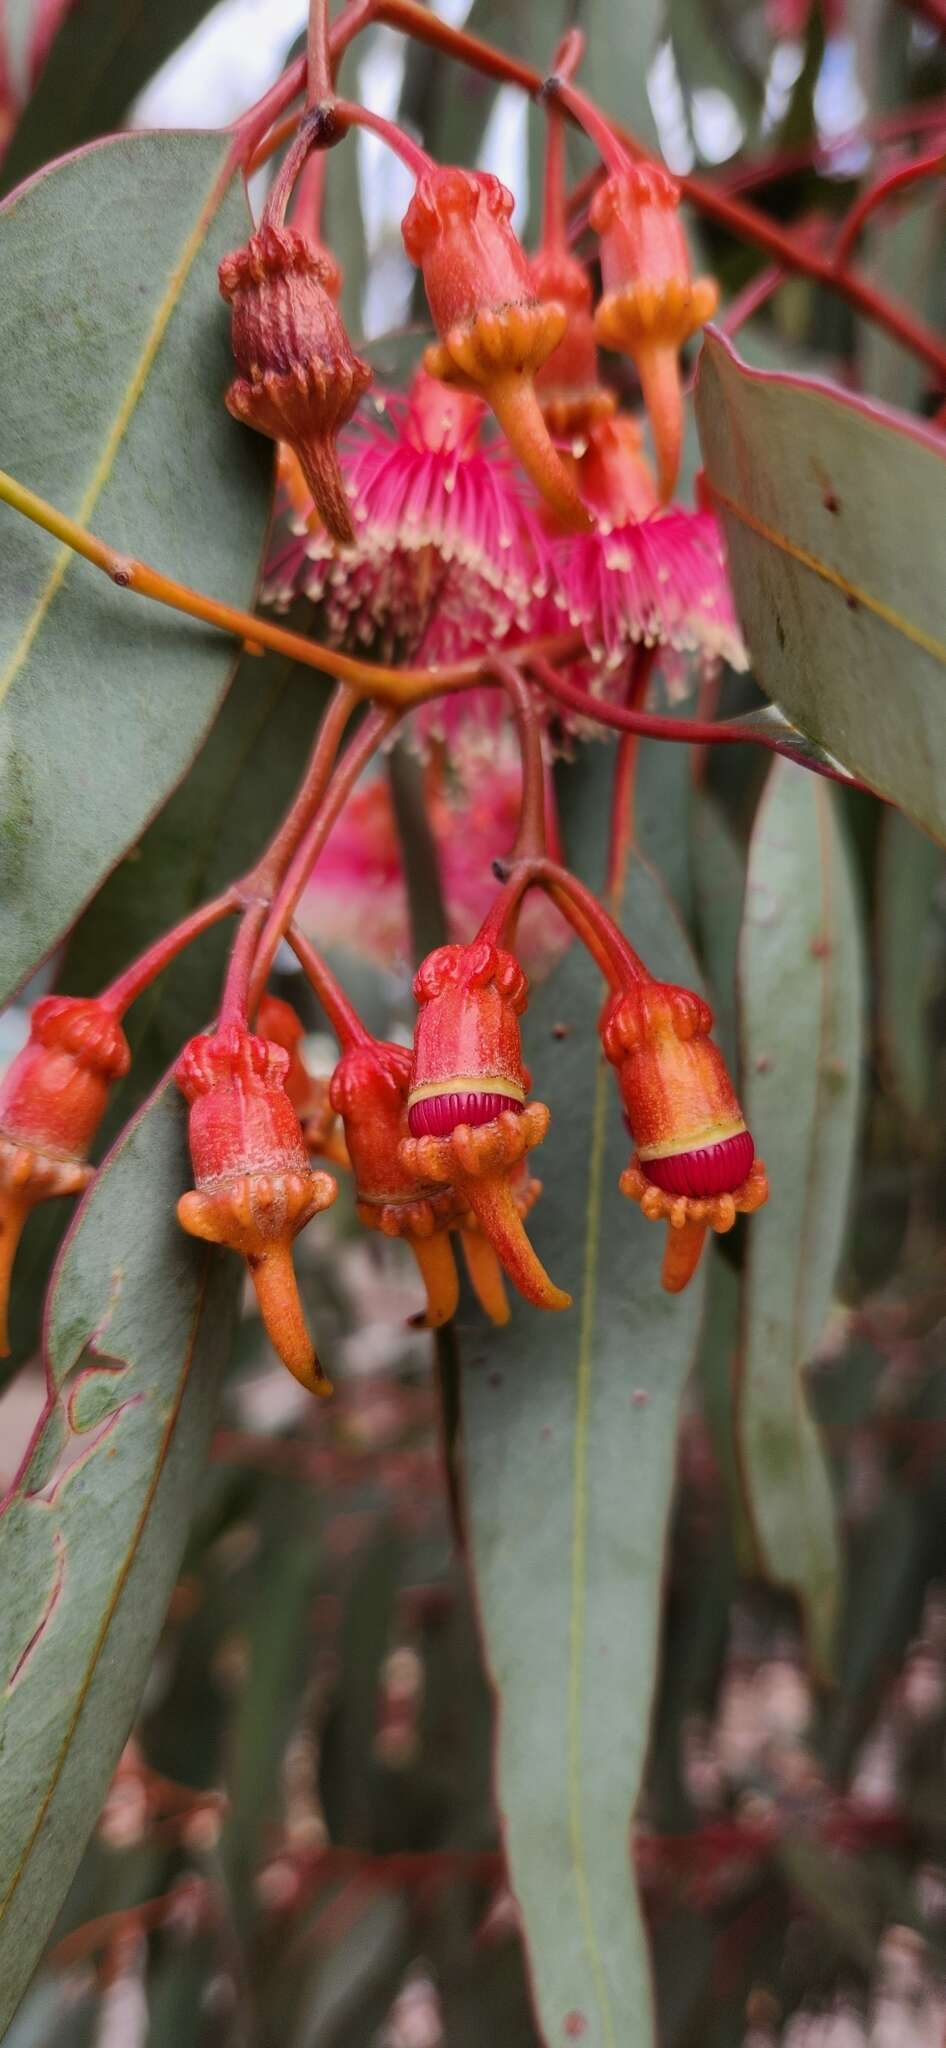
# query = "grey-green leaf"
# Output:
<box><xmin>695</xmin><ymin>329</ymin><xmax>946</xmax><ymax>843</ymax></box>
<box><xmin>0</xmin><ymin>1084</ymin><xmax>237</xmax><ymax>2033</ymax></box>
<box><xmin>0</xmin><ymin>129</ymin><xmax>270</xmax><ymax>1002</ymax></box>
<box><xmin>463</xmin><ymin>805</ymin><xmax>705</xmax><ymax>2048</ymax></box>
<box><xmin>737</xmin><ymin>760</ymin><xmax>865</xmax><ymax>1678</ymax></box>
<box><xmin>876</xmin><ymin>805</ymin><xmax>945</xmax><ymax>1123</ymax></box>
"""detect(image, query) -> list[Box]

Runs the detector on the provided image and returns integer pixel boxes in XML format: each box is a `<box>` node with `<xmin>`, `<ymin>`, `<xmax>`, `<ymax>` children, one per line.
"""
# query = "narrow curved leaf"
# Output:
<box><xmin>737</xmin><ymin>760</ymin><xmax>865</xmax><ymax>1678</ymax></box>
<box><xmin>0</xmin><ymin>1083</ymin><xmax>237</xmax><ymax>2032</ymax></box>
<box><xmin>695</xmin><ymin>329</ymin><xmax>946</xmax><ymax>842</ymax></box>
<box><xmin>0</xmin><ymin>129</ymin><xmax>270</xmax><ymax>1002</ymax></box>
<box><xmin>1</xmin><ymin>0</ymin><xmax>219</xmax><ymax>194</ymax></box>
<box><xmin>462</xmin><ymin>773</ymin><xmax>705</xmax><ymax>2048</ymax></box>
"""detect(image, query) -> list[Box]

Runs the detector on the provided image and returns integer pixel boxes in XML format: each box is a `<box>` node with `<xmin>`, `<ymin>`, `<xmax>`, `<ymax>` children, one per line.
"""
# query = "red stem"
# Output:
<box><xmin>715</xmin><ymin>93</ymin><xmax>946</xmax><ymax>196</ymax></box>
<box><xmin>101</xmin><ymin>892</ymin><xmax>239</xmax><ymax>1016</ymax></box>
<box><xmin>248</xmin><ymin>705</ymin><xmax>398</xmax><ymax>1013</ymax></box>
<box><xmin>287</xmin><ymin>928</ymin><xmax>371</xmax><ymax>1047</ymax></box>
<box><xmin>528</xmin><ymin>657</ymin><xmax>864</xmax><ymax>789</ymax></box>
<box><xmin>307</xmin><ymin>0</ymin><xmax>332</xmax><ymax>108</ymax></box>
<box><xmin>605</xmin><ymin>648</ymin><xmax>656</xmax><ymax>907</ymax></box>
<box><xmin>332</xmin><ymin>96</ymin><xmax>434</xmax><ymax>178</ymax></box>
<box><xmin>489</xmin><ymin>659</ymin><xmax>547</xmax><ymax>861</ymax></box>
<box><xmin>834</xmin><ymin>144</ymin><xmax>946</xmax><ymax>271</ymax></box>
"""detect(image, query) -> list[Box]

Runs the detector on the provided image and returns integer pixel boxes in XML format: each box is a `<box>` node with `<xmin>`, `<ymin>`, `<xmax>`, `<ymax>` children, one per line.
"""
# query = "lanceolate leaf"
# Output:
<box><xmin>463</xmin><ymin>767</ymin><xmax>705</xmax><ymax>2048</ymax></box>
<box><xmin>0</xmin><ymin>129</ymin><xmax>270</xmax><ymax>1003</ymax></box>
<box><xmin>0</xmin><ymin>0</ymin><xmax>220</xmax><ymax>194</ymax></box>
<box><xmin>695</xmin><ymin>330</ymin><xmax>946</xmax><ymax>843</ymax></box>
<box><xmin>0</xmin><ymin>1085</ymin><xmax>237</xmax><ymax>2033</ymax></box>
<box><xmin>737</xmin><ymin>761</ymin><xmax>865</xmax><ymax>1679</ymax></box>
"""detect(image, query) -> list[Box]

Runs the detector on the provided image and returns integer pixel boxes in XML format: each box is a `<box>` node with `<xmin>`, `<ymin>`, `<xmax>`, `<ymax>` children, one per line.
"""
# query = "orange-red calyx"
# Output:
<box><xmin>530</xmin><ymin>247</ymin><xmax>615</xmax><ymax>441</ymax></box>
<box><xmin>601</xmin><ymin>977</ymin><xmax>768</xmax><ymax>1292</ymax></box>
<box><xmin>590</xmin><ymin>164</ymin><xmax>718</xmax><ymax>503</ymax></box>
<box><xmin>401</xmin><ymin>167</ymin><xmax>591</xmax><ymax>532</ymax></box>
<box><xmin>0</xmin><ymin>996</ymin><xmax>131</xmax><ymax>1352</ymax></box>
<box><xmin>399</xmin><ymin>940</ymin><xmax>569</xmax><ymax>1314</ymax></box>
<box><xmin>330</xmin><ymin>1037</ymin><xmax>463</xmax><ymax>1328</ymax></box>
<box><xmin>174</xmin><ymin>1025</ymin><xmax>337</xmax><ymax>1395</ymax></box>
<box><xmin>218</xmin><ymin>223</ymin><xmax>371</xmax><ymax>545</ymax></box>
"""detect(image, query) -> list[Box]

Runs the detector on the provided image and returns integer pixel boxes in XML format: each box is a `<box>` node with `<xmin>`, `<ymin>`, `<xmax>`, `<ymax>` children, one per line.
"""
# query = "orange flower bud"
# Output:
<box><xmin>218</xmin><ymin>224</ymin><xmax>372</xmax><ymax>545</ymax></box>
<box><xmin>590</xmin><ymin>164</ymin><xmax>718</xmax><ymax>503</ymax></box>
<box><xmin>530</xmin><ymin>247</ymin><xmax>615</xmax><ymax>440</ymax></box>
<box><xmin>399</xmin><ymin>941</ymin><xmax>569</xmax><ymax>1313</ymax></box>
<box><xmin>330</xmin><ymin>1038</ymin><xmax>462</xmax><ymax>1328</ymax></box>
<box><xmin>0</xmin><ymin>996</ymin><xmax>130</xmax><ymax>1351</ymax></box>
<box><xmin>601</xmin><ymin>978</ymin><xmax>767</xmax><ymax>1291</ymax></box>
<box><xmin>401</xmin><ymin>168</ymin><xmax>591</xmax><ymax>530</ymax></box>
<box><xmin>174</xmin><ymin>1026</ymin><xmax>336</xmax><ymax>1395</ymax></box>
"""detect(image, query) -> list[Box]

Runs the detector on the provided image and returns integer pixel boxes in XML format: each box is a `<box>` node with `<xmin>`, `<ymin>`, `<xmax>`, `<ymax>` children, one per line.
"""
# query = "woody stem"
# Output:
<box><xmin>247</xmin><ymin>703</ymin><xmax>399</xmax><ymax>1014</ymax></box>
<box><xmin>0</xmin><ymin>461</ymin><xmax>582</xmax><ymax>693</ymax></box>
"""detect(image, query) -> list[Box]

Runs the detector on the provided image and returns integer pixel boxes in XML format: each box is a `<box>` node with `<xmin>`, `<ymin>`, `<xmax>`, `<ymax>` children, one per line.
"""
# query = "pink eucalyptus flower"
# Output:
<box><xmin>301</xmin><ymin>750</ymin><xmax>567</xmax><ymax>981</ymax></box>
<box><xmin>263</xmin><ymin>368</ymin><xmax>548</xmax><ymax>667</ymax></box>
<box><xmin>556</xmin><ymin>415</ymin><xmax>748</xmax><ymax>677</ymax></box>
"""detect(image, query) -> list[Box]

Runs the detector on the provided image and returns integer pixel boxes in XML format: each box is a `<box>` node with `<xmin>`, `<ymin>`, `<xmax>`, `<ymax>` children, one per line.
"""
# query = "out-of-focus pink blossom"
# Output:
<box><xmin>301</xmin><ymin>751</ymin><xmax>568</xmax><ymax>980</ymax></box>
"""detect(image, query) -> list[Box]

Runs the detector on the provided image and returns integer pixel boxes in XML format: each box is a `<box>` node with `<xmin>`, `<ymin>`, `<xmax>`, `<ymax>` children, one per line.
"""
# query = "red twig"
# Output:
<box><xmin>833</xmin><ymin>145</ymin><xmax>946</xmax><ymax>271</ymax></box>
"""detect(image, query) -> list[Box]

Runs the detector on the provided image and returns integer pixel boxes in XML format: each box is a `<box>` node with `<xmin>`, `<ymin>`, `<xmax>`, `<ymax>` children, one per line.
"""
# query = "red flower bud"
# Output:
<box><xmin>590</xmin><ymin>165</ymin><xmax>718</xmax><ymax>503</ymax></box>
<box><xmin>401</xmin><ymin>168</ymin><xmax>591</xmax><ymax>531</ymax></box>
<box><xmin>175</xmin><ymin>1026</ymin><xmax>336</xmax><ymax>1395</ymax></box>
<box><xmin>330</xmin><ymin>1038</ymin><xmax>462</xmax><ymax>1328</ymax></box>
<box><xmin>399</xmin><ymin>942</ymin><xmax>569</xmax><ymax>1313</ymax></box>
<box><xmin>530</xmin><ymin>247</ymin><xmax>615</xmax><ymax>440</ymax></box>
<box><xmin>218</xmin><ymin>223</ymin><xmax>372</xmax><ymax>545</ymax></box>
<box><xmin>0</xmin><ymin>997</ymin><xmax>130</xmax><ymax>1351</ymax></box>
<box><xmin>601</xmin><ymin>977</ymin><xmax>767</xmax><ymax>1291</ymax></box>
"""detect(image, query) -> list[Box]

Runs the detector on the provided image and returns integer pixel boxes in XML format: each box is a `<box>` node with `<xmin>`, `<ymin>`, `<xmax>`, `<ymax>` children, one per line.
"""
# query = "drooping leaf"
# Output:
<box><xmin>462</xmin><ymin>756</ymin><xmax>706</xmax><ymax>2048</ymax></box>
<box><xmin>875</xmin><ymin>804</ymin><xmax>945</xmax><ymax>1123</ymax></box>
<box><xmin>0</xmin><ymin>0</ymin><xmax>220</xmax><ymax>193</ymax></box>
<box><xmin>0</xmin><ymin>1083</ymin><xmax>238</xmax><ymax>2033</ymax></box>
<box><xmin>0</xmin><ymin>129</ymin><xmax>270</xmax><ymax>1003</ymax></box>
<box><xmin>695</xmin><ymin>329</ymin><xmax>946</xmax><ymax>842</ymax></box>
<box><xmin>737</xmin><ymin>760</ymin><xmax>866</xmax><ymax>1678</ymax></box>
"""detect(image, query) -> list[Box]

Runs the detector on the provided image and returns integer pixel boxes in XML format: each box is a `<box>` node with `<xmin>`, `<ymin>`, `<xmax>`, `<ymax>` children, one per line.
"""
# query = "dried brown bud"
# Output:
<box><xmin>219</xmin><ymin>223</ymin><xmax>371</xmax><ymax>545</ymax></box>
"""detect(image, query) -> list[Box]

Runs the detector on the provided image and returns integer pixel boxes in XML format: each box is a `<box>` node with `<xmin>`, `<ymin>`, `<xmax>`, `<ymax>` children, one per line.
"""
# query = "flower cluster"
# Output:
<box><xmin>0</xmin><ymin>58</ymin><xmax>771</xmax><ymax>1397</ymax></box>
<box><xmin>253</xmin><ymin>86</ymin><xmax>745</xmax><ymax>747</ymax></box>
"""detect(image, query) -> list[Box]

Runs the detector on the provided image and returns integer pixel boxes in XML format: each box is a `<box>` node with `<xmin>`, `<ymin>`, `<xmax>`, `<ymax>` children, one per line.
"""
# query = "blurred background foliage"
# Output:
<box><xmin>0</xmin><ymin>0</ymin><xmax>945</xmax><ymax>2044</ymax></box>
